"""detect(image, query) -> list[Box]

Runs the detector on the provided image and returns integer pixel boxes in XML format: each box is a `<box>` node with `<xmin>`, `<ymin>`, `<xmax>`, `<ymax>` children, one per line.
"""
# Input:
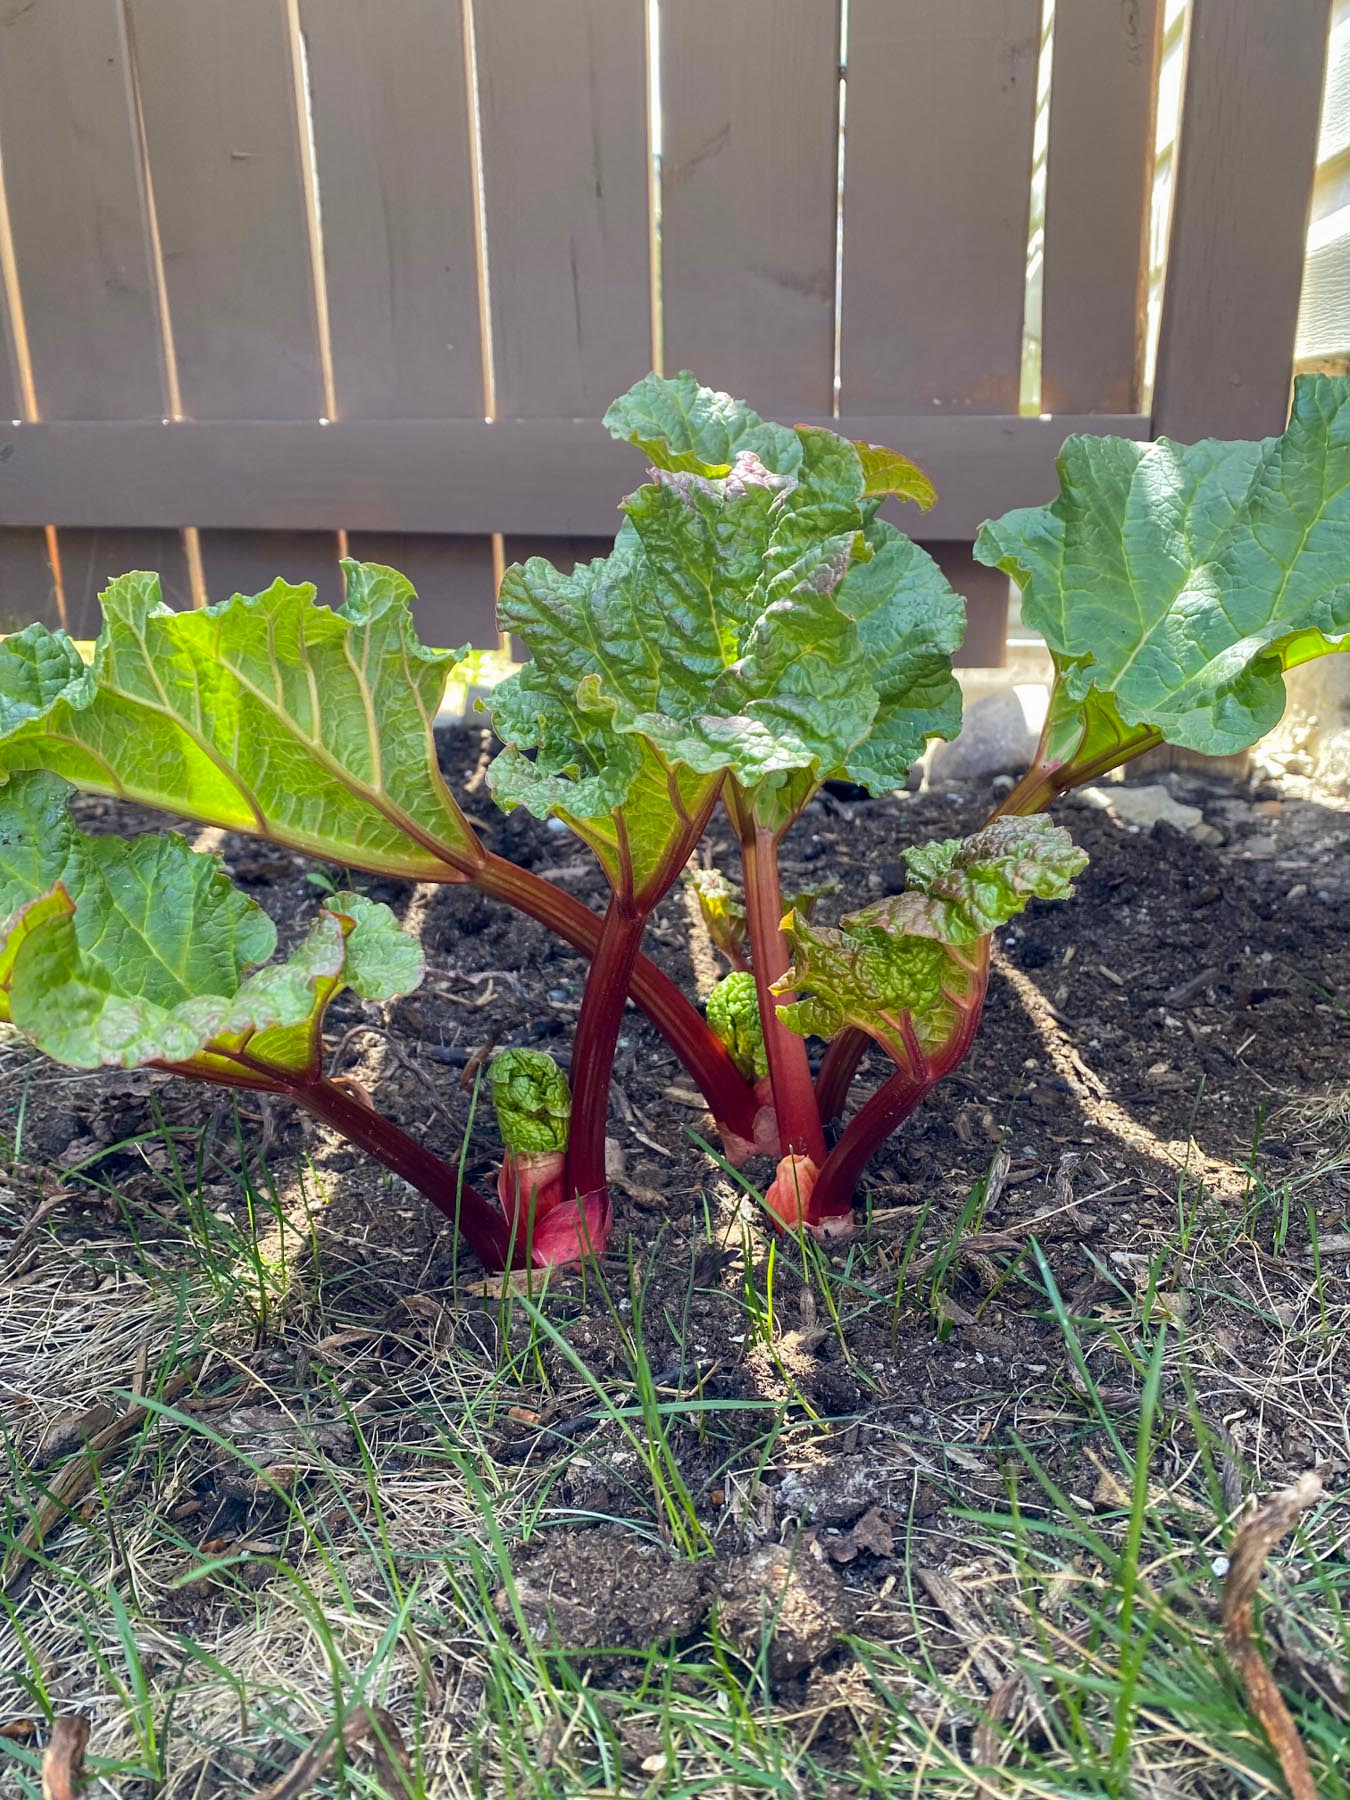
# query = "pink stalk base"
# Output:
<box><xmin>497</xmin><ymin>1150</ymin><xmax>612</xmax><ymax>1268</ymax></box>
<box><xmin>718</xmin><ymin>1076</ymin><xmax>779</xmax><ymax>1165</ymax></box>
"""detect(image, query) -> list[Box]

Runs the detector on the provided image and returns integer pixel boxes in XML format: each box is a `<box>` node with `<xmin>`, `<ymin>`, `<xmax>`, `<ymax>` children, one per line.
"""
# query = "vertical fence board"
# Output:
<box><xmin>0</xmin><ymin>0</ymin><xmax>164</xmax><ymax>421</ymax></box>
<box><xmin>299</xmin><ymin>0</ymin><xmax>484</xmax><ymax>421</ymax></box>
<box><xmin>0</xmin><ymin>532</ymin><xmax>59</xmax><ymax>630</ymax></box>
<box><xmin>841</xmin><ymin>0</ymin><xmax>1040</xmax><ymax>414</ymax></box>
<box><xmin>348</xmin><ymin>533</ymin><xmax>499</xmax><ymax>649</ymax></box>
<box><xmin>660</xmin><ymin>0</ymin><xmax>840</xmax><ymax>415</ymax></box>
<box><xmin>1153</xmin><ymin>0</ymin><xmax>1332</xmax><ymax>439</ymax></box>
<box><xmin>198</xmin><ymin>533</ymin><xmax>342</xmax><ymax>607</ymax></box>
<box><xmin>57</xmin><ymin>529</ymin><xmax>192</xmax><ymax>634</ymax></box>
<box><xmin>842</xmin><ymin>0</ymin><xmax>1039</xmax><ymax>666</ymax></box>
<box><xmin>474</xmin><ymin>0</ymin><xmax>652</xmax><ymax>417</ymax></box>
<box><xmin>126</xmin><ymin>0</ymin><xmax>323</xmax><ymax>421</ymax></box>
<box><xmin>927</xmin><ymin>544</ymin><xmax>1012</xmax><ymax>669</ymax></box>
<box><xmin>1041</xmin><ymin>0</ymin><xmax>1162</xmax><ymax>414</ymax></box>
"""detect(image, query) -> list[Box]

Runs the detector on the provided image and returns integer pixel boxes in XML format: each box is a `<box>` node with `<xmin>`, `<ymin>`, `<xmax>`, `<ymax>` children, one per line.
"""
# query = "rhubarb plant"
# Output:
<box><xmin>0</xmin><ymin>371</ymin><xmax>1345</xmax><ymax>1270</ymax></box>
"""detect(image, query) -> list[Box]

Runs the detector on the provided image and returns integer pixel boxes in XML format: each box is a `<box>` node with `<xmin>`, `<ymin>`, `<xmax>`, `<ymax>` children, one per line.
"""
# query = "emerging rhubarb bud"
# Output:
<box><xmin>488</xmin><ymin>1048</ymin><xmax>570</xmax><ymax>1251</ymax></box>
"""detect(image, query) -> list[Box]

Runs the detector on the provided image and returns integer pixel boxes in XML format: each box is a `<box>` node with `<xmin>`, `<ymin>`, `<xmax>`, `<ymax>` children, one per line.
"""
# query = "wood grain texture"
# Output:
<box><xmin>0</xmin><ymin>414</ymin><xmax>1149</xmax><ymax>538</ymax></box>
<box><xmin>0</xmin><ymin>0</ymin><xmax>166</xmax><ymax>421</ymax></box>
<box><xmin>346</xmin><ymin>532</ymin><xmax>499</xmax><ymax>648</ymax></box>
<box><xmin>1041</xmin><ymin>0</ymin><xmax>1162</xmax><ymax>414</ymax></box>
<box><xmin>125</xmin><ymin>0</ymin><xmax>324</xmax><ymax>420</ymax></box>
<box><xmin>57</xmin><ymin>529</ymin><xmax>191</xmax><ymax>633</ymax></box>
<box><xmin>299</xmin><ymin>0</ymin><xmax>484</xmax><ymax>420</ymax></box>
<box><xmin>660</xmin><ymin>0</ymin><xmax>840</xmax><ymax>414</ymax></box>
<box><xmin>1153</xmin><ymin>0</ymin><xmax>1332</xmax><ymax>440</ymax></box>
<box><xmin>841</xmin><ymin>0</ymin><xmax>1041</xmax><ymax>412</ymax></box>
<box><xmin>197</xmin><ymin>531</ymin><xmax>342</xmax><ymax>607</ymax></box>
<box><xmin>473</xmin><ymin>0</ymin><xmax>652</xmax><ymax>417</ymax></box>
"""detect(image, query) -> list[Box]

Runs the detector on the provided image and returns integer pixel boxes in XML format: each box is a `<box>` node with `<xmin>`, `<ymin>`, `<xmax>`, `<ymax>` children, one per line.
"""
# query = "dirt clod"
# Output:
<box><xmin>716</xmin><ymin>1543</ymin><xmax>857</xmax><ymax>1683</ymax></box>
<box><xmin>499</xmin><ymin>1528</ymin><xmax>708</xmax><ymax>1651</ymax></box>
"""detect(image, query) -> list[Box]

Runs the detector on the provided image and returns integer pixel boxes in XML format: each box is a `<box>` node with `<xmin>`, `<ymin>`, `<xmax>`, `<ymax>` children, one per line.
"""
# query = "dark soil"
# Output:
<box><xmin>4</xmin><ymin>726</ymin><xmax>1347</xmax><ymax>1697</ymax></box>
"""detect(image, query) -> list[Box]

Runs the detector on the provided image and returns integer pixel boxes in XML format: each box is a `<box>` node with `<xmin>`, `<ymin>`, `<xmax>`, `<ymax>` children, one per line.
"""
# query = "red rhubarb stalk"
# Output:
<box><xmin>736</xmin><ymin>815</ymin><xmax>828</xmax><ymax>1170</ymax></box>
<box><xmin>564</xmin><ymin>894</ymin><xmax>649</xmax><ymax>1225</ymax></box>
<box><xmin>473</xmin><ymin>850</ymin><xmax>758</xmax><ymax>1141</ymax></box>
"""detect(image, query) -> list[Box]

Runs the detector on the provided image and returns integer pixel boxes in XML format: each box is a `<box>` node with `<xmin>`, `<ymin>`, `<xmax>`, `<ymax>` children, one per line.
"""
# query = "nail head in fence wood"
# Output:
<box><xmin>1152</xmin><ymin>0</ymin><xmax>1333</xmax><ymax>441</ymax></box>
<box><xmin>659</xmin><ymin>0</ymin><xmax>841</xmax><ymax>415</ymax></box>
<box><xmin>1041</xmin><ymin>0</ymin><xmax>1163</xmax><ymax>415</ymax></box>
<box><xmin>0</xmin><ymin>414</ymin><xmax>1149</xmax><ymax>538</ymax></box>
<box><xmin>125</xmin><ymin>0</ymin><xmax>325</xmax><ymax>420</ymax></box>
<box><xmin>473</xmin><ymin>0</ymin><xmax>652</xmax><ymax>418</ymax></box>
<box><xmin>840</xmin><ymin>0</ymin><xmax>1041</xmax><ymax>414</ymax></box>
<box><xmin>0</xmin><ymin>0</ymin><xmax>165</xmax><ymax>422</ymax></box>
<box><xmin>298</xmin><ymin>0</ymin><xmax>485</xmax><ymax>421</ymax></box>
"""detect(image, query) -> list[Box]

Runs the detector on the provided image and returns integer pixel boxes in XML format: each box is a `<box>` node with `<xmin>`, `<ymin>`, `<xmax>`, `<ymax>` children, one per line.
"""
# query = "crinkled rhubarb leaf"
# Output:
<box><xmin>706</xmin><ymin>970</ymin><xmax>768</xmax><ymax>1080</ymax></box>
<box><xmin>603</xmin><ymin>368</ymin><xmax>801</xmax><ymax>477</ymax></box>
<box><xmin>775</xmin><ymin>817</ymin><xmax>1086</xmax><ymax>1062</ymax></box>
<box><xmin>0</xmin><ymin>562</ymin><xmax>478</xmax><ymax>879</ymax></box>
<box><xmin>975</xmin><ymin>375</ymin><xmax>1350</xmax><ymax>760</ymax></box>
<box><xmin>0</xmin><ymin>772</ymin><xmax>423</xmax><ymax>1078</ymax></box>
<box><xmin>491</xmin><ymin>373</ymin><xmax>964</xmax><ymax>855</ymax></box>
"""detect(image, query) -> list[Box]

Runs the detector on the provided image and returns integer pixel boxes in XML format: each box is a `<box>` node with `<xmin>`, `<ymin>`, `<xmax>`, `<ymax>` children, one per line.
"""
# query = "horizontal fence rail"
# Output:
<box><xmin>0</xmin><ymin>0</ymin><xmax>1331</xmax><ymax>667</ymax></box>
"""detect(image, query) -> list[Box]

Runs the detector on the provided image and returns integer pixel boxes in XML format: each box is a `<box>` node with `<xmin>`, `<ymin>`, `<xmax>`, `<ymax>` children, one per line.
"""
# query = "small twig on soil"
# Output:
<box><xmin>41</xmin><ymin>1714</ymin><xmax>89</xmax><ymax>1800</ymax></box>
<box><xmin>1221</xmin><ymin>1470</ymin><xmax>1324</xmax><ymax>1800</ymax></box>
<box><xmin>243</xmin><ymin>1704</ymin><xmax>410</xmax><ymax>1800</ymax></box>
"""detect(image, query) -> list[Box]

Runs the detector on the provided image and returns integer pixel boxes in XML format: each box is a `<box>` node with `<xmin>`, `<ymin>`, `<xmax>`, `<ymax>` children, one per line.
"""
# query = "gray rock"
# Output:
<box><xmin>929</xmin><ymin>687</ymin><xmax>1046</xmax><ymax>782</ymax></box>
<box><xmin>1080</xmin><ymin>784</ymin><xmax>1202</xmax><ymax>832</ymax></box>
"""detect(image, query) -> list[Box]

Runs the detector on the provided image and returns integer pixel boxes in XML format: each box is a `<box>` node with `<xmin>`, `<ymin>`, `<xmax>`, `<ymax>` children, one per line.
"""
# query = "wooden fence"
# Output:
<box><xmin>0</xmin><ymin>0</ymin><xmax>1332</xmax><ymax>662</ymax></box>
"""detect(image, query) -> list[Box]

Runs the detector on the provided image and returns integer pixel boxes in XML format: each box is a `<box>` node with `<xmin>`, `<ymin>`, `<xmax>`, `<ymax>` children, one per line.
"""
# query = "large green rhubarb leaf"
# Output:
<box><xmin>975</xmin><ymin>375</ymin><xmax>1350</xmax><ymax>761</ymax></box>
<box><xmin>0</xmin><ymin>562</ymin><xmax>479</xmax><ymax>879</ymax></box>
<box><xmin>775</xmin><ymin>817</ymin><xmax>1086</xmax><ymax>1064</ymax></box>
<box><xmin>490</xmin><ymin>373</ymin><xmax>964</xmax><ymax>856</ymax></box>
<box><xmin>0</xmin><ymin>772</ymin><xmax>423</xmax><ymax>1079</ymax></box>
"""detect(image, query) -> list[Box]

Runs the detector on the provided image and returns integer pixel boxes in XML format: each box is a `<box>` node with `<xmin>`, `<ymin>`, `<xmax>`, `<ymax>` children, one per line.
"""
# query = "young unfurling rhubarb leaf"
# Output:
<box><xmin>976</xmin><ymin>374</ymin><xmax>1350</xmax><ymax>811</ymax></box>
<box><xmin>487</xmin><ymin>1047</ymin><xmax>604</xmax><ymax>1265</ymax></box>
<box><xmin>775</xmin><ymin>816</ymin><xmax>1087</xmax><ymax>1070</ymax></box>
<box><xmin>684</xmin><ymin>867</ymin><xmax>748</xmax><ymax>968</ymax></box>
